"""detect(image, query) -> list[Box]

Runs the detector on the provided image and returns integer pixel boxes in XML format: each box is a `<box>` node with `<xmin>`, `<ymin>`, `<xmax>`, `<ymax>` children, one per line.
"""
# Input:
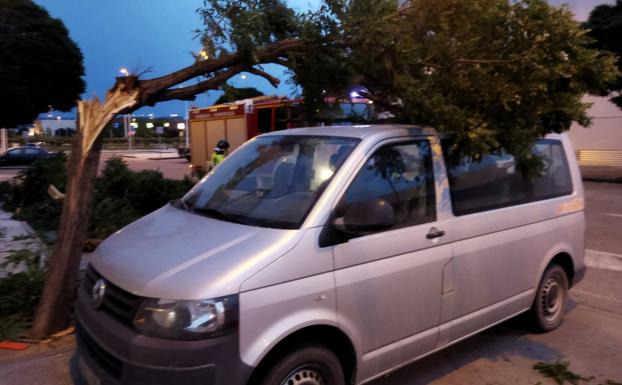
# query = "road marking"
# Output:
<box><xmin>572</xmin><ymin>289</ymin><xmax>622</xmax><ymax>306</ymax></box>
<box><xmin>585</xmin><ymin>249</ymin><xmax>622</xmax><ymax>272</ymax></box>
<box><xmin>604</xmin><ymin>213</ymin><xmax>622</xmax><ymax>218</ymax></box>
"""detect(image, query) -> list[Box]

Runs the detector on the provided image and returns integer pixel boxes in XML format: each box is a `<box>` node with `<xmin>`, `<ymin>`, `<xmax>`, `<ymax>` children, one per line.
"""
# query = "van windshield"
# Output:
<box><xmin>180</xmin><ymin>135</ymin><xmax>359</xmax><ymax>229</ymax></box>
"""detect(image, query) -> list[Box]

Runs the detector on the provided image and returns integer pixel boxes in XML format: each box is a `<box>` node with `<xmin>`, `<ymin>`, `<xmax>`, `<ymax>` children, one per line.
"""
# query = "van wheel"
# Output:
<box><xmin>528</xmin><ymin>264</ymin><xmax>569</xmax><ymax>332</ymax></box>
<box><xmin>259</xmin><ymin>345</ymin><xmax>344</xmax><ymax>385</ymax></box>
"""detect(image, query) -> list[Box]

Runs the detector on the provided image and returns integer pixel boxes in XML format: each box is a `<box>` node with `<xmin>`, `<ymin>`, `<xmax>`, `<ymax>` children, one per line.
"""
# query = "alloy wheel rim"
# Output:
<box><xmin>280</xmin><ymin>365</ymin><xmax>326</xmax><ymax>385</ymax></box>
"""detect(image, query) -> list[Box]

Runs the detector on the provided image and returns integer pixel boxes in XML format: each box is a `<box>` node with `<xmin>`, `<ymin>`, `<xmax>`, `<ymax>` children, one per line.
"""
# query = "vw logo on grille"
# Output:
<box><xmin>92</xmin><ymin>279</ymin><xmax>107</xmax><ymax>309</ymax></box>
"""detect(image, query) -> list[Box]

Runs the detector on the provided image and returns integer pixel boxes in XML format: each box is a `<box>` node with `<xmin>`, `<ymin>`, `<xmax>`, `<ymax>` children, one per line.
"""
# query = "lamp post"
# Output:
<box><xmin>184</xmin><ymin>100</ymin><xmax>190</xmax><ymax>148</ymax></box>
<box><xmin>0</xmin><ymin>128</ymin><xmax>7</xmax><ymax>154</ymax></box>
<box><xmin>119</xmin><ymin>67</ymin><xmax>132</xmax><ymax>150</ymax></box>
<box><xmin>175</xmin><ymin>83</ymin><xmax>192</xmax><ymax>150</ymax></box>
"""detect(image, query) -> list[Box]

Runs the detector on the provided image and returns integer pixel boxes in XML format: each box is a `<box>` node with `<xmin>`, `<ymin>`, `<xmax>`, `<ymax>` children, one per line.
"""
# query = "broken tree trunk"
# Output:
<box><xmin>28</xmin><ymin>132</ymin><xmax>103</xmax><ymax>338</ymax></box>
<box><xmin>28</xmin><ymin>88</ymin><xmax>138</xmax><ymax>339</ymax></box>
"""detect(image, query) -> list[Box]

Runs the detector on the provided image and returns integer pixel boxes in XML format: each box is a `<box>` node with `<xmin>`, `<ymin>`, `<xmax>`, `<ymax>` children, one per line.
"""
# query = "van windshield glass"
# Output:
<box><xmin>181</xmin><ymin>135</ymin><xmax>359</xmax><ymax>229</ymax></box>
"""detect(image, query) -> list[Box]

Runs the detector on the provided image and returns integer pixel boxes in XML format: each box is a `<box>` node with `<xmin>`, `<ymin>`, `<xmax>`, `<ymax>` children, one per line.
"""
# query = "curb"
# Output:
<box><xmin>585</xmin><ymin>249</ymin><xmax>622</xmax><ymax>272</ymax></box>
<box><xmin>146</xmin><ymin>156</ymin><xmax>182</xmax><ymax>160</ymax></box>
<box><xmin>582</xmin><ymin>177</ymin><xmax>622</xmax><ymax>184</ymax></box>
<box><xmin>0</xmin><ymin>342</ymin><xmax>75</xmax><ymax>366</ymax></box>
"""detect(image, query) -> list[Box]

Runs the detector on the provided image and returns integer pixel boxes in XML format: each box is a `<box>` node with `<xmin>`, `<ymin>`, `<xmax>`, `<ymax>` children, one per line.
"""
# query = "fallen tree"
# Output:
<box><xmin>28</xmin><ymin>0</ymin><xmax>618</xmax><ymax>338</ymax></box>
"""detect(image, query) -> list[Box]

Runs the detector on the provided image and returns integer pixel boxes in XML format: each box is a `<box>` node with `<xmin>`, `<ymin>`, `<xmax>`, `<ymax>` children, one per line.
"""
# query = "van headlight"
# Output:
<box><xmin>133</xmin><ymin>295</ymin><xmax>238</xmax><ymax>340</ymax></box>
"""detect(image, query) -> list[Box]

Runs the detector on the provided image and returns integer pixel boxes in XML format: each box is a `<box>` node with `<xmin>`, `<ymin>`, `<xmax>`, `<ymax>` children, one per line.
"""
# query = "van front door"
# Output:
<box><xmin>329</xmin><ymin>139</ymin><xmax>453</xmax><ymax>382</ymax></box>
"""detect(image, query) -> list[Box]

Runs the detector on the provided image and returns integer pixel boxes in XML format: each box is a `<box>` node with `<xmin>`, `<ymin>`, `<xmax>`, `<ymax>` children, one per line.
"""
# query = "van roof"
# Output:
<box><xmin>260</xmin><ymin>124</ymin><xmax>438</xmax><ymax>139</ymax></box>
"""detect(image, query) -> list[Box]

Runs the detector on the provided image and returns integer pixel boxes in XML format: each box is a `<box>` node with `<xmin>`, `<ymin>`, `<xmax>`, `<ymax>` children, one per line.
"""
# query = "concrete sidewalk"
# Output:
<box><xmin>0</xmin><ymin>209</ymin><xmax>46</xmax><ymax>277</ymax></box>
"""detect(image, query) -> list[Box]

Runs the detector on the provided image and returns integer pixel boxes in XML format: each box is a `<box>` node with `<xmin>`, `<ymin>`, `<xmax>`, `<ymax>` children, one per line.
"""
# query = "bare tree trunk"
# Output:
<box><xmin>28</xmin><ymin>131</ymin><xmax>103</xmax><ymax>339</ymax></box>
<box><xmin>27</xmin><ymin>85</ymin><xmax>140</xmax><ymax>339</ymax></box>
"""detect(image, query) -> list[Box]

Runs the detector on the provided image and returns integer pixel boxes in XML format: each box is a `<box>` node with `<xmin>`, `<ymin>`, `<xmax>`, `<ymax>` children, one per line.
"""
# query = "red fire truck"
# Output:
<box><xmin>188</xmin><ymin>96</ymin><xmax>305</xmax><ymax>169</ymax></box>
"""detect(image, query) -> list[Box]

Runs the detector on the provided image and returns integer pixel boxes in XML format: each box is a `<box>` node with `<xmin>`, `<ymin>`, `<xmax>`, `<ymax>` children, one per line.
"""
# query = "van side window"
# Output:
<box><xmin>340</xmin><ymin>140</ymin><xmax>436</xmax><ymax>234</ymax></box>
<box><xmin>443</xmin><ymin>139</ymin><xmax>573</xmax><ymax>215</ymax></box>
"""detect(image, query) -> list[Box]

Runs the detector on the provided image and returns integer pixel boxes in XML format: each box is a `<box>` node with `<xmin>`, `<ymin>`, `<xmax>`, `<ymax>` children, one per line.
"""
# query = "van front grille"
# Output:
<box><xmin>83</xmin><ymin>264</ymin><xmax>143</xmax><ymax>326</ymax></box>
<box><xmin>76</xmin><ymin>323</ymin><xmax>123</xmax><ymax>380</ymax></box>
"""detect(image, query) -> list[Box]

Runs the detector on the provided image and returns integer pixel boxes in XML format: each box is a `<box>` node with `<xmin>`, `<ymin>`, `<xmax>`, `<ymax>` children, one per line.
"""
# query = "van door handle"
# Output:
<box><xmin>426</xmin><ymin>227</ymin><xmax>446</xmax><ymax>239</ymax></box>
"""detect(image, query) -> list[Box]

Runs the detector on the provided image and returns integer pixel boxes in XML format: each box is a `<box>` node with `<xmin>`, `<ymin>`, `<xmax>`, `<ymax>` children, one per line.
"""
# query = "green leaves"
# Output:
<box><xmin>0</xmin><ymin>248</ymin><xmax>46</xmax><ymax>340</ymax></box>
<box><xmin>0</xmin><ymin>0</ymin><xmax>85</xmax><ymax>128</ymax></box>
<box><xmin>194</xmin><ymin>0</ymin><xmax>618</xmax><ymax>161</ymax></box>
<box><xmin>533</xmin><ymin>360</ymin><xmax>592</xmax><ymax>385</ymax></box>
<box><xmin>90</xmin><ymin>157</ymin><xmax>195</xmax><ymax>238</ymax></box>
<box><xmin>584</xmin><ymin>1</ymin><xmax>622</xmax><ymax>109</ymax></box>
<box><xmin>341</xmin><ymin>0</ymin><xmax>619</xmax><ymax>158</ymax></box>
<box><xmin>197</xmin><ymin>0</ymin><xmax>306</xmax><ymax>60</ymax></box>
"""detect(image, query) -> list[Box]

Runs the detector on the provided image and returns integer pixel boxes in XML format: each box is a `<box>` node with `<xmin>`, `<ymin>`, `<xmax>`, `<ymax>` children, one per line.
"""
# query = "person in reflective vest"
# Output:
<box><xmin>211</xmin><ymin>139</ymin><xmax>230</xmax><ymax>167</ymax></box>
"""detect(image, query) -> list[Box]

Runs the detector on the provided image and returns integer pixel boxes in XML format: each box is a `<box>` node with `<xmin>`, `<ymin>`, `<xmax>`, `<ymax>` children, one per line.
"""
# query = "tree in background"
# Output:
<box><xmin>320</xmin><ymin>0</ymin><xmax>618</xmax><ymax>163</ymax></box>
<box><xmin>0</xmin><ymin>0</ymin><xmax>84</xmax><ymax>128</ymax></box>
<box><xmin>214</xmin><ymin>85</ymin><xmax>265</xmax><ymax>104</ymax></box>
<box><xmin>584</xmin><ymin>0</ymin><xmax>622</xmax><ymax>109</ymax></box>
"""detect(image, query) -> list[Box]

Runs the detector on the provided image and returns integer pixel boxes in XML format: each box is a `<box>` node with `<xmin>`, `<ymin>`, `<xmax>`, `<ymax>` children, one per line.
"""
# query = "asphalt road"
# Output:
<box><xmin>584</xmin><ymin>181</ymin><xmax>622</xmax><ymax>255</ymax></box>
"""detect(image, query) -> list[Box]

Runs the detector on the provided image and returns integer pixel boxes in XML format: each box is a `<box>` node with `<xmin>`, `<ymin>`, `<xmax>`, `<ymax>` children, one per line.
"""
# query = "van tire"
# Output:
<box><xmin>258</xmin><ymin>344</ymin><xmax>345</xmax><ymax>385</ymax></box>
<box><xmin>528</xmin><ymin>264</ymin><xmax>569</xmax><ymax>332</ymax></box>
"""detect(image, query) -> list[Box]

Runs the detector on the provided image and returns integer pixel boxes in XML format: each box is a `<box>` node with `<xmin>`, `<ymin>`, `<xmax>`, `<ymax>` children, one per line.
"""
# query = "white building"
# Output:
<box><xmin>568</xmin><ymin>96</ymin><xmax>622</xmax><ymax>166</ymax></box>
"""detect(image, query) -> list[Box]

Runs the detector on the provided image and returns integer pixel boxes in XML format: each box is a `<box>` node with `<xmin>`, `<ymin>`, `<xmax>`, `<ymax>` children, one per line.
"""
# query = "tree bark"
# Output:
<box><xmin>28</xmin><ymin>86</ymin><xmax>138</xmax><ymax>339</ymax></box>
<box><xmin>28</xmin><ymin>131</ymin><xmax>103</xmax><ymax>339</ymax></box>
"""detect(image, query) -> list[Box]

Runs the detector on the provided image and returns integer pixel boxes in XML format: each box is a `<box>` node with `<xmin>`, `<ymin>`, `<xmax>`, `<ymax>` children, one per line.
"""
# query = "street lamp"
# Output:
<box><xmin>240</xmin><ymin>74</ymin><xmax>247</xmax><ymax>88</ymax></box>
<box><xmin>184</xmin><ymin>100</ymin><xmax>190</xmax><ymax>148</ymax></box>
<box><xmin>119</xmin><ymin>67</ymin><xmax>132</xmax><ymax>149</ymax></box>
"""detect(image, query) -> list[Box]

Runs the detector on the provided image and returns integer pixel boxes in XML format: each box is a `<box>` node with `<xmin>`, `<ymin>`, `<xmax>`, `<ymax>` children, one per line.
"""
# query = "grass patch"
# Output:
<box><xmin>0</xmin><ymin>248</ymin><xmax>46</xmax><ymax>340</ymax></box>
<box><xmin>533</xmin><ymin>361</ymin><xmax>591</xmax><ymax>385</ymax></box>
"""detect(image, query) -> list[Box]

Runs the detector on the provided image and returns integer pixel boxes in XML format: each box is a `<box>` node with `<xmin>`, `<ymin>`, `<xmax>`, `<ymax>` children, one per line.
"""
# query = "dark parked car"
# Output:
<box><xmin>177</xmin><ymin>146</ymin><xmax>191</xmax><ymax>161</ymax></box>
<box><xmin>0</xmin><ymin>146</ymin><xmax>59</xmax><ymax>167</ymax></box>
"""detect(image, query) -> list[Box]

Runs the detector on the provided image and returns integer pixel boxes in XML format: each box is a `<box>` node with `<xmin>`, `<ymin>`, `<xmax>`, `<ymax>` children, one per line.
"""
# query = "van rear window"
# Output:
<box><xmin>443</xmin><ymin>139</ymin><xmax>573</xmax><ymax>215</ymax></box>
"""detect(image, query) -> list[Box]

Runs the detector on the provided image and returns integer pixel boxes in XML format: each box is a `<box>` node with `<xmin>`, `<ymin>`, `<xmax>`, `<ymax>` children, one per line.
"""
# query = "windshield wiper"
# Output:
<box><xmin>192</xmin><ymin>206</ymin><xmax>246</xmax><ymax>224</ymax></box>
<box><xmin>171</xmin><ymin>198</ymin><xmax>191</xmax><ymax>211</ymax></box>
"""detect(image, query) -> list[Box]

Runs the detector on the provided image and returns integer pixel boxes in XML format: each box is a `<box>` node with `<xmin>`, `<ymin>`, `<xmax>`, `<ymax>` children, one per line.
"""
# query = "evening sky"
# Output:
<box><xmin>33</xmin><ymin>0</ymin><xmax>613</xmax><ymax>117</ymax></box>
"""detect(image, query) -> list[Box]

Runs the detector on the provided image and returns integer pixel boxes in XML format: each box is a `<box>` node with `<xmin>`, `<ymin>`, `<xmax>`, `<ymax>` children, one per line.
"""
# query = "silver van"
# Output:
<box><xmin>76</xmin><ymin>125</ymin><xmax>586</xmax><ymax>385</ymax></box>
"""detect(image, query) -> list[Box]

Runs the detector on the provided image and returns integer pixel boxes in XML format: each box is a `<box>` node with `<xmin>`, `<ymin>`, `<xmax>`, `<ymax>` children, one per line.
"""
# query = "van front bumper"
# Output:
<box><xmin>75</xmin><ymin>287</ymin><xmax>253</xmax><ymax>385</ymax></box>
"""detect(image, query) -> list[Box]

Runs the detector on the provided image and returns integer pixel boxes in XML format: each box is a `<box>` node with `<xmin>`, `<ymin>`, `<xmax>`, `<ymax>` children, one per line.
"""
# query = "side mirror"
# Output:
<box><xmin>334</xmin><ymin>198</ymin><xmax>395</xmax><ymax>234</ymax></box>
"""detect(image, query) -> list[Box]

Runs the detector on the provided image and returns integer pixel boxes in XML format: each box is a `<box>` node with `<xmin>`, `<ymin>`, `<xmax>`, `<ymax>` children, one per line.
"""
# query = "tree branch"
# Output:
<box><xmin>140</xmin><ymin>64</ymin><xmax>246</xmax><ymax>106</ymax></box>
<box><xmin>139</xmin><ymin>38</ymin><xmax>311</xmax><ymax>97</ymax></box>
<box><xmin>247</xmin><ymin>67</ymin><xmax>280</xmax><ymax>87</ymax></box>
<box><xmin>270</xmin><ymin>57</ymin><xmax>291</xmax><ymax>68</ymax></box>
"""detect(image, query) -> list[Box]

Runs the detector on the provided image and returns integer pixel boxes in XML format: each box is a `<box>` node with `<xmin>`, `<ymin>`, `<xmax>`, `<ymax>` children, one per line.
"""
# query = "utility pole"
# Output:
<box><xmin>119</xmin><ymin>68</ymin><xmax>133</xmax><ymax>151</ymax></box>
<box><xmin>0</xmin><ymin>128</ymin><xmax>7</xmax><ymax>153</ymax></box>
<box><xmin>184</xmin><ymin>100</ymin><xmax>190</xmax><ymax>148</ymax></box>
